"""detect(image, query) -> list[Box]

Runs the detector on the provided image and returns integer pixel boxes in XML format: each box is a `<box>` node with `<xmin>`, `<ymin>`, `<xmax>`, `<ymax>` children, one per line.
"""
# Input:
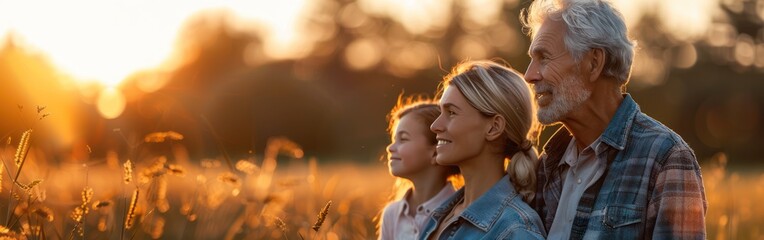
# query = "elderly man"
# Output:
<box><xmin>522</xmin><ymin>0</ymin><xmax>707</xmax><ymax>239</ymax></box>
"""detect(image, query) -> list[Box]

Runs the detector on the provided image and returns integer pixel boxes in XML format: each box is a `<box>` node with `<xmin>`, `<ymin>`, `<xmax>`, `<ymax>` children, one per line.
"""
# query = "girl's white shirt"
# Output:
<box><xmin>379</xmin><ymin>184</ymin><xmax>456</xmax><ymax>240</ymax></box>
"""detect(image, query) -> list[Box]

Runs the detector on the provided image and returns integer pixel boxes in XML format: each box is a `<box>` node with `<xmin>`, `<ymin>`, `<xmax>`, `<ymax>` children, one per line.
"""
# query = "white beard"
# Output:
<box><xmin>536</xmin><ymin>75</ymin><xmax>591</xmax><ymax>125</ymax></box>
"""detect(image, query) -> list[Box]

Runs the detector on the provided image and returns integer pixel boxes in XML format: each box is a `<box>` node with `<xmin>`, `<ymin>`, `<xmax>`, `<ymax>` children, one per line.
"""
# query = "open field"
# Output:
<box><xmin>0</xmin><ymin>134</ymin><xmax>760</xmax><ymax>239</ymax></box>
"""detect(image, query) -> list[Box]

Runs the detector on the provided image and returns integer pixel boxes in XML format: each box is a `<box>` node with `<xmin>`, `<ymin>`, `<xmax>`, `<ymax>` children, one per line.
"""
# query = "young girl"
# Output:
<box><xmin>379</xmin><ymin>95</ymin><xmax>461</xmax><ymax>240</ymax></box>
<box><xmin>420</xmin><ymin>60</ymin><xmax>546</xmax><ymax>239</ymax></box>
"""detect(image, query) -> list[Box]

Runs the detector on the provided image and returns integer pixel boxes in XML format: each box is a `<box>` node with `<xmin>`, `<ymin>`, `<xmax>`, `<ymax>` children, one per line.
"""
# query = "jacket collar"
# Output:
<box><xmin>459</xmin><ymin>175</ymin><xmax>517</xmax><ymax>232</ymax></box>
<box><xmin>543</xmin><ymin>94</ymin><xmax>640</xmax><ymax>155</ymax></box>
<box><xmin>599</xmin><ymin>94</ymin><xmax>639</xmax><ymax>151</ymax></box>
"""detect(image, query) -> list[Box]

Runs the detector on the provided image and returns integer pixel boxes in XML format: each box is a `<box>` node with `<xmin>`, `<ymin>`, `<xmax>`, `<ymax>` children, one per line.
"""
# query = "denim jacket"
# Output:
<box><xmin>534</xmin><ymin>94</ymin><xmax>707</xmax><ymax>239</ymax></box>
<box><xmin>419</xmin><ymin>175</ymin><xmax>546</xmax><ymax>240</ymax></box>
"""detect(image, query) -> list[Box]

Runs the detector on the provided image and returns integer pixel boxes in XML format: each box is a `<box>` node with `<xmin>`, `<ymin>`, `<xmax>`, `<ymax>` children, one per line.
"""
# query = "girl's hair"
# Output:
<box><xmin>386</xmin><ymin>94</ymin><xmax>462</xmax><ymax>200</ymax></box>
<box><xmin>437</xmin><ymin>60</ymin><xmax>539</xmax><ymax>203</ymax></box>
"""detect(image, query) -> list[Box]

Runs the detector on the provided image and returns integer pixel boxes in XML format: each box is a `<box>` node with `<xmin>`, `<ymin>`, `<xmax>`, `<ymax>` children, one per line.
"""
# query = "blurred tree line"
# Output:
<box><xmin>0</xmin><ymin>0</ymin><xmax>762</xmax><ymax>166</ymax></box>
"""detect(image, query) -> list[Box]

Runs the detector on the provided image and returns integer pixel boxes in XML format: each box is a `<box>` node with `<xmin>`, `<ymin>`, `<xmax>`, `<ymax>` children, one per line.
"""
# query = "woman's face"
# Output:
<box><xmin>387</xmin><ymin>114</ymin><xmax>436</xmax><ymax>179</ymax></box>
<box><xmin>430</xmin><ymin>86</ymin><xmax>492</xmax><ymax>166</ymax></box>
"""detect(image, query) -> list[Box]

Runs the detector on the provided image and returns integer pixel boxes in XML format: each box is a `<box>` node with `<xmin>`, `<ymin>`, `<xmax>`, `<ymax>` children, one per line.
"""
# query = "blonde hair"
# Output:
<box><xmin>437</xmin><ymin>60</ymin><xmax>539</xmax><ymax>202</ymax></box>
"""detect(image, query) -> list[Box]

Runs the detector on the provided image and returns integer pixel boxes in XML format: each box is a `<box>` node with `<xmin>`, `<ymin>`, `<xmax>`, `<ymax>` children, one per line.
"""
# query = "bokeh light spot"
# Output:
<box><xmin>96</xmin><ymin>87</ymin><xmax>126</xmax><ymax>119</ymax></box>
<box><xmin>452</xmin><ymin>36</ymin><xmax>488</xmax><ymax>60</ymax></box>
<box><xmin>707</xmin><ymin>23</ymin><xmax>737</xmax><ymax>47</ymax></box>
<box><xmin>674</xmin><ymin>44</ymin><xmax>698</xmax><ymax>69</ymax></box>
<box><xmin>344</xmin><ymin>38</ymin><xmax>383</xmax><ymax>70</ymax></box>
<box><xmin>734</xmin><ymin>34</ymin><xmax>755</xmax><ymax>66</ymax></box>
<box><xmin>339</xmin><ymin>3</ymin><xmax>368</xmax><ymax>29</ymax></box>
<box><xmin>756</xmin><ymin>44</ymin><xmax>764</xmax><ymax>68</ymax></box>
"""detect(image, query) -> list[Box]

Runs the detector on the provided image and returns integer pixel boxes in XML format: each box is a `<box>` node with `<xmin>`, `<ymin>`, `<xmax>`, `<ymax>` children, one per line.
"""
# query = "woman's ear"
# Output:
<box><xmin>486</xmin><ymin>115</ymin><xmax>505</xmax><ymax>141</ymax></box>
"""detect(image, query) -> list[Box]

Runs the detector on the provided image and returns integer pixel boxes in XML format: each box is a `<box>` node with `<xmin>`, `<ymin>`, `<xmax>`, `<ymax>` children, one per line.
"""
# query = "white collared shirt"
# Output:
<box><xmin>379</xmin><ymin>184</ymin><xmax>456</xmax><ymax>240</ymax></box>
<box><xmin>547</xmin><ymin>137</ymin><xmax>608</xmax><ymax>240</ymax></box>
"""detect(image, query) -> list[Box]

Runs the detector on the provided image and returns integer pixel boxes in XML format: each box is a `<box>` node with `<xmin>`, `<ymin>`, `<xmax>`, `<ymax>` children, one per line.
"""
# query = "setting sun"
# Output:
<box><xmin>0</xmin><ymin>1</ymin><xmax>306</xmax><ymax>88</ymax></box>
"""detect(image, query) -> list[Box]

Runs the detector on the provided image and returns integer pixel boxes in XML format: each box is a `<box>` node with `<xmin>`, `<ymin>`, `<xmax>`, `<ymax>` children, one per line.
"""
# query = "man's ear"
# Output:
<box><xmin>486</xmin><ymin>115</ymin><xmax>505</xmax><ymax>141</ymax></box>
<box><xmin>587</xmin><ymin>48</ymin><xmax>606</xmax><ymax>82</ymax></box>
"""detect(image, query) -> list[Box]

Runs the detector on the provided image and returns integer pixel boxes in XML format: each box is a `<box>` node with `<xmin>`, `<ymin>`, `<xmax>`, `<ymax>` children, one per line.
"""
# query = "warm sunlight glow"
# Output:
<box><xmin>0</xmin><ymin>1</ymin><xmax>307</xmax><ymax>87</ymax></box>
<box><xmin>359</xmin><ymin>0</ymin><xmax>453</xmax><ymax>34</ymax></box>
<box><xmin>96</xmin><ymin>87</ymin><xmax>126</xmax><ymax>119</ymax></box>
<box><xmin>658</xmin><ymin>0</ymin><xmax>717</xmax><ymax>41</ymax></box>
<box><xmin>611</xmin><ymin>0</ymin><xmax>717</xmax><ymax>41</ymax></box>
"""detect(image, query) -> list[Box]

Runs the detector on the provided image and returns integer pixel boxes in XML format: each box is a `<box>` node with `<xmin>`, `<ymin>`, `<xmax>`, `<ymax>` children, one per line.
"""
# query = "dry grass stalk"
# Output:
<box><xmin>166</xmin><ymin>164</ymin><xmax>185</xmax><ymax>177</ymax></box>
<box><xmin>123</xmin><ymin>160</ymin><xmax>133</xmax><ymax>184</ymax></box>
<box><xmin>275</xmin><ymin>216</ymin><xmax>287</xmax><ymax>232</ymax></box>
<box><xmin>125</xmin><ymin>188</ymin><xmax>140</xmax><ymax>229</ymax></box>
<box><xmin>143</xmin><ymin>131</ymin><xmax>184</xmax><ymax>143</ymax></box>
<box><xmin>71</xmin><ymin>187</ymin><xmax>94</xmax><ymax>236</ymax></box>
<box><xmin>312</xmin><ymin>200</ymin><xmax>332</xmax><ymax>232</ymax></box>
<box><xmin>16</xmin><ymin>179</ymin><xmax>42</xmax><ymax>192</ymax></box>
<box><xmin>235</xmin><ymin>160</ymin><xmax>259</xmax><ymax>175</ymax></box>
<box><xmin>217</xmin><ymin>172</ymin><xmax>240</xmax><ymax>187</ymax></box>
<box><xmin>33</xmin><ymin>206</ymin><xmax>54</xmax><ymax>222</ymax></box>
<box><xmin>70</xmin><ymin>187</ymin><xmax>93</xmax><ymax>221</ymax></box>
<box><xmin>13</xmin><ymin>129</ymin><xmax>32</xmax><ymax>168</ymax></box>
<box><xmin>13</xmin><ymin>129</ymin><xmax>32</xmax><ymax>180</ymax></box>
<box><xmin>92</xmin><ymin>200</ymin><xmax>111</xmax><ymax>210</ymax></box>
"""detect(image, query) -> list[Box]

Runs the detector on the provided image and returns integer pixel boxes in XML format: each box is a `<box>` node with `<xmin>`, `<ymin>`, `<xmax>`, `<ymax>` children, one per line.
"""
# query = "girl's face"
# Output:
<box><xmin>387</xmin><ymin>115</ymin><xmax>437</xmax><ymax>179</ymax></box>
<box><xmin>430</xmin><ymin>86</ymin><xmax>492</xmax><ymax>166</ymax></box>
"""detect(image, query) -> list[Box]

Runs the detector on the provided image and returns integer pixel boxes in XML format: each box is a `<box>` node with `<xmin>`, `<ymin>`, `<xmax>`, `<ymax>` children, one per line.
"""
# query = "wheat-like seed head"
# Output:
<box><xmin>33</xmin><ymin>206</ymin><xmax>54</xmax><ymax>222</ymax></box>
<box><xmin>123</xmin><ymin>160</ymin><xmax>133</xmax><ymax>184</ymax></box>
<box><xmin>312</xmin><ymin>200</ymin><xmax>332</xmax><ymax>232</ymax></box>
<box><xmin>275</xmin><ymin>216</ymin><xmax>287</xmax><ymax>232</ymax></box>
<box><xmin>14</xmin><ymin>129</ymin><xmax>32</xmax><ymax>167</ymax></box>
<box><xmin>125</xmin><ymin>188</ymin><xmax>140</xmax><ymax>229</ymax></box>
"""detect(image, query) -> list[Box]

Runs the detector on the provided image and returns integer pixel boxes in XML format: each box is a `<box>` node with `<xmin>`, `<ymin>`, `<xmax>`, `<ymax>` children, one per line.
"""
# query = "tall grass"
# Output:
<box><xmin>0</xmin><ymin>128</ymin><xmax>393</xmax><ymax>239</ymax></box>
<box><xmin>0</xmin><ymin>121</ymin><xmax>760</xmax><ymax>239</ymax></box>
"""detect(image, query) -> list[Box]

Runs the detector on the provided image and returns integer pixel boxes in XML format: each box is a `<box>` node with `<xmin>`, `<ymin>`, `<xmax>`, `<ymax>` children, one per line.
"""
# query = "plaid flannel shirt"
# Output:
<box><xmin>533</xmin><ymin>94</ymin><xmax>707</xmax><ymax>239</ymax></box>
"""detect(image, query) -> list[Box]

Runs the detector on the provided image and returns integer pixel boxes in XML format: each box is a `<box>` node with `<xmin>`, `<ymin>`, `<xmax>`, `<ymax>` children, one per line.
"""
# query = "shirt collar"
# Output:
<box><xmin>558</xmin><ymin>136</ymin><xmax>606</xmax><ymax>167</ymax></box>
<box><xmin>420</xmin><ymin>184</ymin><xmax>456</xmax><ymax>214</ymax></box>
<box><xmin>399</xmin><ymin>183</ymin><xmax>456</xmax><ymax>216</ymax></box>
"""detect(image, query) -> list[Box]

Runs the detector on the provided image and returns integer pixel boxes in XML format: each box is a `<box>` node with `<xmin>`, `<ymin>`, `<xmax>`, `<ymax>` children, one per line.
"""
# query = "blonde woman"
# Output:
<box><xmin>420</xmin><ymin>60</ymin><xmax>545</xmax><ymax>239</ymax></box>
<box><xmin>379</xmin><ymin>96</ymin><xmax>461</xmax><ymax>240</ymax></box>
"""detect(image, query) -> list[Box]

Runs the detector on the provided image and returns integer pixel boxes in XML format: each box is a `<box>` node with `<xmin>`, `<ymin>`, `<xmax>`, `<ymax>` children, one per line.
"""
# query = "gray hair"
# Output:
<box><xmin>522</xmin><ymin>0</ymin><xmax>635</xmax><ymax>85</ymax></box>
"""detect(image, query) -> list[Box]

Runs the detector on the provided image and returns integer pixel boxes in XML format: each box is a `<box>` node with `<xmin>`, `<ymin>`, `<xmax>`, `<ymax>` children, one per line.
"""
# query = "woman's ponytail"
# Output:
<box><xmin>507</xmin><ymin>141</ymin><xmax>538</xmax><ymax>203</ymax></box>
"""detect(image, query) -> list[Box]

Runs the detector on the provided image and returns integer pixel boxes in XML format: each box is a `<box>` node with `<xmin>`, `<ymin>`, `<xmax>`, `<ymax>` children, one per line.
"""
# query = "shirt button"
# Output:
<box><xmin>577</xmin><ymin>178</ymin><xmax>582</xmax><ymax>184</ymax></box>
